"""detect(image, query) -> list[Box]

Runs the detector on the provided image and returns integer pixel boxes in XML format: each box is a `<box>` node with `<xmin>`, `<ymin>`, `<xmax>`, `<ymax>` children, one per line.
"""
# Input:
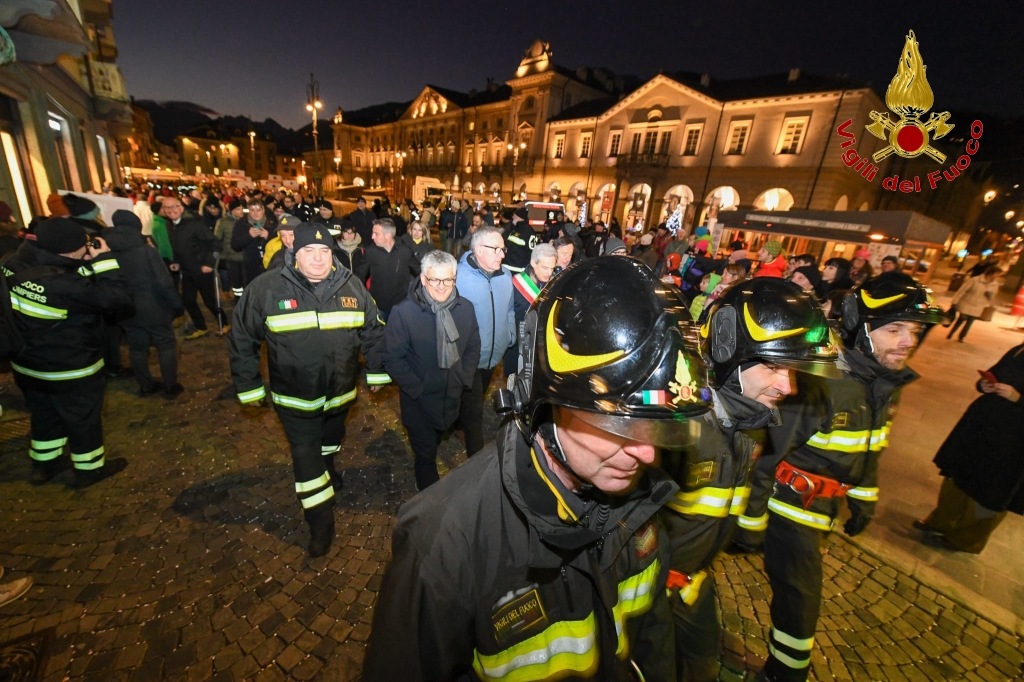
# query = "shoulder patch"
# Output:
<box><xmin>831</xmin><ymin>412</ymin><xmax>849</xmax><ymax>429</ymax></box>
<box><xmin>634</xmin><ymin>520</ymin><xmax>659</xmax><ymax>561</ymax></box>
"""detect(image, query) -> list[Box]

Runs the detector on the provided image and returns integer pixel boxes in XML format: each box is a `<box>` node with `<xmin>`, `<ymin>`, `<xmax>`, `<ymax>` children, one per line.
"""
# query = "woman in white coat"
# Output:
<box><xmin>947</xmin><ymin>264</ymin><xmax>1000</xmax><ymax>342</ymax></box>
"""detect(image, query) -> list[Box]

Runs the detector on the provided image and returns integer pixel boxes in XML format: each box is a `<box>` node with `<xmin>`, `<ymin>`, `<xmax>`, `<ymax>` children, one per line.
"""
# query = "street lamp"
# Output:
<box><xmin>305</xmin><ymin>73</ymin><xmax>323</xmax><ymax>193</ymax></box>
<box><xmin>507</xmin><ymin>141</ymin><xmax>526</xmax><ymax>202</ymax></box>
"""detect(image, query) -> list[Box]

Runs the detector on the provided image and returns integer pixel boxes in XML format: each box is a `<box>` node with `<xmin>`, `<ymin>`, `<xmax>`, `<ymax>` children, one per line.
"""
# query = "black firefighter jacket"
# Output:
<box><xmin>362</xmin><ymin>421</ymin><xmax>680</xmax><ymax>681</ymax></box>
<box><xmin>6</xmin><ymin>241</ymin><xmax>134</xmax><ymax>388</ymax></box>
<box><xmin>382</xmin><ymin>282</ymin><xmax>480</xmax><ymax>431</ymax></box>
<box><xmin>103</xmin><ymin>225</ymin><xmax>182</xmax><ymax>327</ymax></box>
<box><xmin>227</xmin><ymin>260</ymin><xmax>390</xmax><ymax>411</ymax></box>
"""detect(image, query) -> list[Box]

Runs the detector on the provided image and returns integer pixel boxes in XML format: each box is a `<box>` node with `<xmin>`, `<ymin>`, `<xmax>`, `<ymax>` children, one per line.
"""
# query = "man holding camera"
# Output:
<box><xmin>4</xmin><ymin>218</ymin><xmax>134</xmax><ymax>487</ymax></box>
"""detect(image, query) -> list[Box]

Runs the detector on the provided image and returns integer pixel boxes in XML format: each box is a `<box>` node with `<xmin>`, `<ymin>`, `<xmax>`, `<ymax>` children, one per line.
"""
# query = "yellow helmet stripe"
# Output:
<box><xmin>743</xmin><ymin>303</ymin><xmax>807</xmax><ymax>342</ymax></box>
<box><xmin>546</xmin><ymin>300</ymin><xmax>625</xmax><ymax>373</ymax></box>
<box><xmin>861</xmin><ymin>290</ymin><xmax>906</xmax><ymax>308</ymax></box>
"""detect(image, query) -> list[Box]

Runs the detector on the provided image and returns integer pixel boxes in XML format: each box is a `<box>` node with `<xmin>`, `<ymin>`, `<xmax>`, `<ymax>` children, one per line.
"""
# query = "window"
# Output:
<box><xmin>642</xmin><ymin>131</ymin><xmax>657</xmax><ymax>155</ymax></box>
<box><xmin>609</xmin><ymin>132</ymin><xmax>622</xmax><ymax>157</ymax></box>
<box><xmin>776</xmin><ymin>116</ymin><xmax>809</xmax><ymax>154</ymax></box>
<box><xmin>658</xmin><ymin>131</ymin><xmax>672</xmax><ymax>155</ymax></box>
<box><xmin>554</xmin><ymin>133</ymin><xmax>565</xmax><ymax>159</ymax></box>
<box><xmin>355</xmin><ymin>156</ymin><xmax>362</xmax><ymax>168</ymax></box>
<box><xmin>481</xmin><ymin>120</ymin><xmax>488</xmax><ymax>130</ymax></box>
<box><xmin>469</xmin><ymin>122</ymin><xmax>475</xmax><ymax>131</ymax></box>
<box><xmin>497</xmin><ymin>118</ymin><xmax>503</xmax><ymax>129</ymax></box>
<box><xmin>580</xmin><ymin>132</ymin><xmax>592</xmax><ymax>159</ymax></box>
<box><xmin>524</xmin><ymin>96</ymin><xmax>535</xmax><ymax>110</ymax></box>
<box><xmin>725</xmin><ymin>120</ymin><xmax>751</xmax><ymax>155</ymax></box>
<box><xmin>630</xmin><ymin>132</ymin><xmax>642</xmax><ymax>155</ymax></box>
<box><xmin>682</xmin><ymin>124</ymin><xmax>703</xmax><ymax>156</ymax></box>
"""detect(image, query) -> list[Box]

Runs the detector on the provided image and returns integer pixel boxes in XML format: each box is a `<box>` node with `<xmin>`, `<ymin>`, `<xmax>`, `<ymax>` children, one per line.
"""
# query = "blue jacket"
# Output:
<box><xmin>457</xmin><ymin>252</ymin><xmax>515</xmax><ymax>370</ymax></box>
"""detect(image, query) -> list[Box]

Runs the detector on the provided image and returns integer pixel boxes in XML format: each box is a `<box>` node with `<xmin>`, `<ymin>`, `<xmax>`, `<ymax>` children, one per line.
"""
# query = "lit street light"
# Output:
<box><xmin>306</xmin><ymin>73</ymin><xmax>323</xmax><ymax>194</ymax></box>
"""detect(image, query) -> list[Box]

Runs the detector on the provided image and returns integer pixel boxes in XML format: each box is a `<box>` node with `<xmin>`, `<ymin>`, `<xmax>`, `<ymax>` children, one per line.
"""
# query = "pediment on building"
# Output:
<box><xmin>404</xmin><ymin>86</ymin><xmax>460</xmax><ymax>121</ymax></box>
<box><xmin>600</xmin><ymin>74</ymin><xmax>719</xmax><ymax>122</ymax></box>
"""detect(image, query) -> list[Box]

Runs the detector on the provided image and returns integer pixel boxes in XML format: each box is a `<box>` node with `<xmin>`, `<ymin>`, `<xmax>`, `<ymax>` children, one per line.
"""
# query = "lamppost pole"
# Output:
<box><xmin>507</xmin><ymin>140</ymin><xmax>526</xmax><ymax>203</ymax></box>
<box><xmin>305</xmin><ymin>73</ymin><xmax>323</xmax><ymax>194</ymax></box>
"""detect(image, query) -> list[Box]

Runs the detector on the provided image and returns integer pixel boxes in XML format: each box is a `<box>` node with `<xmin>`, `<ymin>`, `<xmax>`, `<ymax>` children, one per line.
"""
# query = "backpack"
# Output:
<box><xmin>0</xmin><ymin>250</ymin><xmax>63</xmax><ymax>362</ymax></box>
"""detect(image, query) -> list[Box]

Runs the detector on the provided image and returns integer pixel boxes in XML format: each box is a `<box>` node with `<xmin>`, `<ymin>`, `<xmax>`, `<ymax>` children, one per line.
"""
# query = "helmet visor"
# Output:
<box><xmin>774</xmin><ymin>357</ymin><xmax>844</xmax><ymax>379</ymax></box>
<box><xmin>573</xmin><ymin>410</ymin><xmax>702</xmax><ymax>449</ymax></box>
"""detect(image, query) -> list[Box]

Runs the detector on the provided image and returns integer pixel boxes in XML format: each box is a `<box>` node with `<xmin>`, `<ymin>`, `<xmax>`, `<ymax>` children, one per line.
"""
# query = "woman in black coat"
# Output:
<box><xmin>915</xmin><ymin>344</ymin><xmax>1024</xmax><ymax>552</ymax></box>
<box><xmin>382</xmin><ymin>250</ymin><xmax>480</xmax><ymax>490</ymax></box>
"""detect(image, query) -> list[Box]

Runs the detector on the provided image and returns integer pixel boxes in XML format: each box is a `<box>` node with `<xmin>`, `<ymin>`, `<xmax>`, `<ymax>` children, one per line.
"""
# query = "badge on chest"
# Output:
<box><xmin>491</xmin><ymin>587</ymin><xmax>549</xmax><ymax>645</ymax></box>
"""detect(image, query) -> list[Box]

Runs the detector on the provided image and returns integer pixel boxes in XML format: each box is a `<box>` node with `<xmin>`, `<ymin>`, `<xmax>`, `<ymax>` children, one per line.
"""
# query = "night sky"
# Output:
<box><xmin>114</xmin><ymin>1</ymin><xmax>1023</xmax><ymax>130</ymax></box>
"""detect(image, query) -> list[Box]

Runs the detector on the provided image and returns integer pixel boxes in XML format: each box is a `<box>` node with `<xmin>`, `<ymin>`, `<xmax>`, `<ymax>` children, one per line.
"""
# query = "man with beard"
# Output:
<box><xmin>737</xmin><ymin>272</ymin><xmax>944</xmax><ymax>681</ymax></box>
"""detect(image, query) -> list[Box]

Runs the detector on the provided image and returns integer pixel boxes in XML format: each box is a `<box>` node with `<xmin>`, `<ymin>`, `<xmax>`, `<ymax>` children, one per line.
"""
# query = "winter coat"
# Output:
<box><xmin>6</xmin><ymin>240</ymin><xmax>133</xmax><ymax>387</ymax></box>
<box><xmin>952</xmin><ymin>274</ymin><xmax>999</xmax><ymax>318</ymax></box>
<box><xmin>103</xmin><ymin>224</ymin><xmax>182</xmax><ymax>327</ymax></box>
<box><xmin>398</xmin><ymin>233</ymin><xmax>434</xmax><ymax>263</ymax></box>
<box><xmin>362</xmin><ymin>420</ymin><xmax>679</xmax><ymax>681</ymax></box>
<box><xmin>456</xmin><ymin>252</ymin><xmax>515</xmax><ymax>370</ymax></box>
<box><xmin>213</xmin><ymin>216</ymin><xmax>243</xmax><ymax>262</ymax></box>
<box><xmin>754</xmin><ymin>253</ymin><xmax>788</xmax><ymax>278</ymax></box>
<box><xmin>503</xmin><ymin>219</ymin><xmax>537</xmax><ymax>272</ymax></box>
<box><xmin>168</xmin><ymin>216</ymin><xmax>216</xmax><ymax>274</ymax></box>
<box><xmin>343</xmin><ymin>208</ymin><xmax>375</xmax><ymax>245</ymax></box>
<box><xmin>933</xmin><ymin>344</ymin><xmax>1024</xmax><ymax>514</ymax></box>
<box><xmin>231</xmin><ymin>215</ymin><xmax>277</xmax><ymax>281</ymax></box>
<box><xmin>439</xmin><ymin>208</ymin><xmax>469</xmax><ymax>241</ymax></box>
<box><xmin>363</xmin><ymin>242</ymin><xmax>420</xmax><ymax>315</ymax></box>
<box><xmin>383</xmin><ymin>282</ymin><xmax>480</xmax><ymax>431</ymax></box>
<box><xmin>335</xmin><ymin>236</ymin><xmax>365</xmax><ymax>276</ymax></box>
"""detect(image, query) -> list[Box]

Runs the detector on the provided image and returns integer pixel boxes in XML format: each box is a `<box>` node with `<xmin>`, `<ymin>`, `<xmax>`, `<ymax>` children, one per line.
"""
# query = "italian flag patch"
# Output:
<box><xmin>642</xmin><ymin>390</ymin><xmax>668</xmax><ymax>405</ymax></box>
<box><xmin>278</xmin><ymin>299</ymin><xmax>299</xmax><ymax>310</ymax></box>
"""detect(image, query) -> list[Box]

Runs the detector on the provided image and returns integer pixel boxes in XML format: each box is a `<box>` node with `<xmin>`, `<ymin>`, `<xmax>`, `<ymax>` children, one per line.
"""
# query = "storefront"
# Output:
<box><xmin>714</xmin><ymin>209</ymin><xmax>952</xmax><ymax>283</ymax></box>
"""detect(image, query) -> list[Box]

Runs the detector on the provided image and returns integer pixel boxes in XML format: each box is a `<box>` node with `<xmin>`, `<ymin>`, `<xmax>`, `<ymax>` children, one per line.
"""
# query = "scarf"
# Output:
<box><xmin>415</xmin><ymin>283</ymin><xmax>461</xmax><ymax>369</ymax></box>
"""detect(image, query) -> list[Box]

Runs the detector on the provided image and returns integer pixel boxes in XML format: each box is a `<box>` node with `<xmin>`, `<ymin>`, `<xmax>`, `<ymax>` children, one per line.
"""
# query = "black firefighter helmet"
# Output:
<box><xmin>841</xmin><ymin>271</ymin><xmax>946</xmax><ymax>348</ymax></box>
<box><xmin>701</xmin><ymin>278</ymin><xmax>841</xmax><ymax>386</ymax></box>
<box><xmin>497</xmin><ymin>257</ymin><xmax>712</xmax><ymax>448</ymax></box>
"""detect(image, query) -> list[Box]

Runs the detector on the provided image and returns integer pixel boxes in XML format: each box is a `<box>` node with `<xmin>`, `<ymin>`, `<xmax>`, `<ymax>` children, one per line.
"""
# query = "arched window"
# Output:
<box><xmin>753</xmin><ymin>188</ymin><xmax>795</xmax><ymax>211</ymax></box>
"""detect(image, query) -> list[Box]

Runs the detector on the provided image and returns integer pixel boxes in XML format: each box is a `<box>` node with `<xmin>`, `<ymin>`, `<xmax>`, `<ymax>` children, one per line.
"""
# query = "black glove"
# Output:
<box><xmin>844</xmin><ymin>513</ymin><xmax>871</xmax><ymax>537</ymax></box>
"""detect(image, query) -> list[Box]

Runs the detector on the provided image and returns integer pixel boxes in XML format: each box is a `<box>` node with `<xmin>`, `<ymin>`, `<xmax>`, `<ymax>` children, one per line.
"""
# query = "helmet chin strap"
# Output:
<box><xmin>535</xmin><ymin>422</ymin><xmax>595</xmax><ymax>496</ymax></box>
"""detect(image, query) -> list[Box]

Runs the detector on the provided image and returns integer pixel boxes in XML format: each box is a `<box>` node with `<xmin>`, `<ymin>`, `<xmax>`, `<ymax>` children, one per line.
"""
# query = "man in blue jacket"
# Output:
<box><xmin>455</xmin><ymin>226</ymin><xmax>514</xmax><ymax>455</ymax></box>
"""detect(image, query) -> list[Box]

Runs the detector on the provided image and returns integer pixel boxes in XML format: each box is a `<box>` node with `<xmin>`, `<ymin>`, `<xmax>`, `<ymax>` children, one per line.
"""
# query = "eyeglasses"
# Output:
<box><xmin>425</xmin><ymin>277</ymin><xmax>455</xmax><ymax>287</ymax></box>
<box><xmin>479</xmin><ymin>244</ymin><xmax>507</xmax><ymax>255</ymax></box>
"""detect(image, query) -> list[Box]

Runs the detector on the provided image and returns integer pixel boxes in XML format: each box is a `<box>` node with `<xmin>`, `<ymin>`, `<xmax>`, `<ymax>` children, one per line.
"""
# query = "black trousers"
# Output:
<box><xmin>398</xmin><ymin>393</ymin><xmax>447</xmax><ymax>491</ymax></box>
<box><xmin>457</xmin><ymin>366</ymin><xmax>495</xmax><ymax>456</ymax></box>
<box><xmin>947</xmin><ymin>312</ymin><xmax>977</xmax><ymax>340</ymax></box>
<box><xmin>224</xmin><ymin>260</ymin><xmax>245</xmax><ymax>298</ymax></box>
<box><xmin>762</xmin><ymin>515</ymin><xmax>823</xmax><ymax>682</ymax></box>
<box><xmin>275</xmin><ymin>407</ymin><xmax>348</xmax><ymax>513</ymax></box>
<box><xmin>181</xmin><ymin>269</ymin><xmax>225</xmax><ymax>331</ymax></box>
<box><xmin>124</xmin><ymin>324</ymin><xmax>178</xmax><ymax>389</ymax></box>
<box><xmin>671</xmin><ymin>574</ymin><xmax>721</xmax><ymax>682</ymax></box>
<box><xmin>15</xmin><ymin>374</ymin><xmax>106</xmax><ymax>472</ymax></box>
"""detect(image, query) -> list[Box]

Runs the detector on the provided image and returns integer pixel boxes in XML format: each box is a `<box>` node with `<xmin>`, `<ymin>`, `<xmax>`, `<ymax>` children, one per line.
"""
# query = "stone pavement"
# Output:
<box><xmin>0</xmin><ymin>330</ymin><xmax>1022</xmax><ymax>681</ymax></box>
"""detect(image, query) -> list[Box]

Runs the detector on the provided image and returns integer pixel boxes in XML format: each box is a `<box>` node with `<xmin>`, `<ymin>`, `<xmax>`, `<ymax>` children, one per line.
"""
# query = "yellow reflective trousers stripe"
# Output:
<box><xmin>11</xmin><ymin>358</ymin><xmax>104</xmax><ymax>381</ymax></box>
<box><xmin>767</xmin><ymin>498</ymin><xmax>836</xmax><ymax>531</ymax></box>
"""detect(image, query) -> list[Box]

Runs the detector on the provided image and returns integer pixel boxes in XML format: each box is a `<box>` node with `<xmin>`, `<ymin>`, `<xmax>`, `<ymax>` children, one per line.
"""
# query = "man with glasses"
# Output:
<box><xmin>383</xmin><ymin>250</ymin><xmax>481</xmax><ymax>490</ymax></box>
<box><xmin>455</xmin><ymin>226</ymin><xmax>515</xmax><ymax>455</ymax></box>
<box><xmin>164</xmin><ymin>196</ymin><xmax>227</xmax><ymax>340</ymax></box>
<box><xmin>231</xmin><ymin>198</ymin><xmax>277</xmax><ymax>287</ymax></box>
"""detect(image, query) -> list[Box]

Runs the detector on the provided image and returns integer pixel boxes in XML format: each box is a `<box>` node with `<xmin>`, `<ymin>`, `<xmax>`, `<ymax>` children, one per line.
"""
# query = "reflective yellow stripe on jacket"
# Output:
<box><xmin>666</xmin><ymin>487</ymin><xmax>733</xmax><ymax>518</ymax></box>
<box><xmin>471</xmin><ymin>559</ymin><xmax>660</xmax><ymax>680</ymax></box>
<box><xmin>265</xmin><ymin>309</ymin><xmax>365</xmax><ymax>333</ymax></box>
<box><xmin>10</xmin><ymin>293</ymin><xmax>67</xmax><ymax>320</ymax></box>
<box><xmin>11</xmin><ymin>358</ymin><xmax>104</xmax><ymax>381</ymax></box>
<box><xmin>806</xmin><ymin>423</ymin><xmax>891</xmax><ymax>453</ymax></box>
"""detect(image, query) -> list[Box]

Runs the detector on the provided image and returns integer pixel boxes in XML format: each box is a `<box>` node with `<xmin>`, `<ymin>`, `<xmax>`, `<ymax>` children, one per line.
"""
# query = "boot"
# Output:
<box><xmin>304</xmin><ymin>504</ymin><xmax>335</xmax><ymax>558</ymax></box>
<box><xmin>72</xmin><ymin>458</ymin><xmax>128</xmax><ymax>489</ymax></box>
<box><xmin>31</xmin><ymin>458</ymin><xmax>66</xmax><ymax>485</ymax></box>
<box><xmin>325</xmin><ymin>454</ymin><xmax>344</xmax><ymax>491</ymax></box>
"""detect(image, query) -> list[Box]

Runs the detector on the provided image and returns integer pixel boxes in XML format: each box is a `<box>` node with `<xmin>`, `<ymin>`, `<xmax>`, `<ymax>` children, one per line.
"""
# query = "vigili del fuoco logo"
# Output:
<box><xmin>835</xmin><ymin>30</ymin><xmax>983</xmax><ymax>193</ymax></box>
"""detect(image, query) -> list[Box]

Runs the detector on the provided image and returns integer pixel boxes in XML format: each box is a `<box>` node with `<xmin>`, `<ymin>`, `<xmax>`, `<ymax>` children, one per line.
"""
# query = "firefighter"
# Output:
<box><xmin>738</xmin><ymin>272</ymin><xmax>944</xmax><ymax>681</ymax></box>
<box><xmin>228</xmin><ymin>223</ymin><xmax>390</xmax><ymax>557</ymax></box>
<box><xmin>363</xmin><ymin>257</ymin><xmax>709</xmax><ymax>681</ymax></box>
<box><xmin>662</xmin><ymin>279</ymin><xmax>840</xmax><ymax>681</ymax></box>
<box><xmin>5</xmin><ymin>218</ymin><xmax>134</xmax><ymax>487</ymax></box>
<box><xmin>501</xmin><ymin>206</ymin><xmax>537</xmax><ymax>273</ymax></box>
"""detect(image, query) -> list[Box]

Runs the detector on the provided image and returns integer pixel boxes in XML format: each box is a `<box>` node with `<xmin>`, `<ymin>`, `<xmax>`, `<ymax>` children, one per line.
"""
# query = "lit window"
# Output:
<box><xmin>580</xmin><ymin>133</ymin><xmax>592</xmax><ymax>159</ymax></box>
<box><xmin>643</xmin><ymin>131</ymin><xmax>657</xmax><ymax>155</ymax></box>
<box><xmin>776</xmin><ymin>116</ymin><xmax>809</xmax><ymax>155</ymax></box>
<box><xmin>554</xmin><ymin>133</ymin><xmax>565</xmax><ymax>159</ymax></box>
<box><xmin>609</xmin><ymin>132</ymin><xmax>621</xmax><ymax>157</ymax></box>
<box><xmin>725</xmin><ymin>120</ymin><xmax>752</xmax><ymax>155</ymax></box>
<box><xmin>468</xmin><ymin>122</ymin><xmax>475</xmax><ymax>131</ymax></box>
<box><xmin>683</xmin><ymin>124</ymin><xmax>703</xmax><ymax>155</ymax></box>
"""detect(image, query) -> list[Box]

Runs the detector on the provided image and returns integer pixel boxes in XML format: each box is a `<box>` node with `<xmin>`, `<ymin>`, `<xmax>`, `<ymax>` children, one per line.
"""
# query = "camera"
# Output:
<box><xmin>88</xmin><ymin>237</ymin><xmax>101</xmax><ymax>249</ymax></box>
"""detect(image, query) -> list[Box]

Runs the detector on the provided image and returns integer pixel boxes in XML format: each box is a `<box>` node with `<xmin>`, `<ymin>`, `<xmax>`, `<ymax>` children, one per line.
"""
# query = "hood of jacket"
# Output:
<box><xmin>103</xmin><ymin>224</ymin><xmax>146</xmax><ymax>252</ymax></box>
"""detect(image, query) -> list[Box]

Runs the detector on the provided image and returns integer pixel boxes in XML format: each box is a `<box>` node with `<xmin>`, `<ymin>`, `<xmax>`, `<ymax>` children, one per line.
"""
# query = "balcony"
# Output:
<box><xmin>402</xmin><ymin>161</ymin><xmax>457</xmax><ymax>175</ymax></box>
<box><xmin>616</xmin><ymin>153</ymin><xmax>671</xmax><ymax>170</ymax></box>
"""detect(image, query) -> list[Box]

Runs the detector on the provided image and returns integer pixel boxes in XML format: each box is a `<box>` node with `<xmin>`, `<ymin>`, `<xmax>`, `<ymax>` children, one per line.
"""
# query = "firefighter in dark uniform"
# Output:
<box><xmin>661</xmin><ymin>279</ymin><xmax>840</xmax><ymax>681</ymax></box>
<box><xmin>5</xmin><ymin>218</ymin><xmax>134</xmax><ymax>487</ymax></box>
<box><xmin>310</xmin><ymin>199</ymin><xmax>344</xmax><ymax>237</ymax></box>
<box><xmin>502</xmin><ymin>206</ymin><xmax>537</xmax><ymax>273</ymax></box>
<box><xmin>228</xmin><ymin>223</ymin><xmax>390</xmax><ymax>557</ymax></box>
<box><xmin>735</xmin><ymin>272</ymin><xmax>944</xmax><ymax>681</ymax></box>
<box><xmin>364</xmin><ymin>257</ymin><xmax>712</xmax><ymax>681</ymax></box>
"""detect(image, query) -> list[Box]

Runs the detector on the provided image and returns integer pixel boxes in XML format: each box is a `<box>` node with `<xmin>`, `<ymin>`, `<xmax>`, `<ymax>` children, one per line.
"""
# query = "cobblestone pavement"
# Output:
<box><xmin>0</xmin><ymin>335</ymin><xmax>1021</xmax><ymax>681</ymax></box>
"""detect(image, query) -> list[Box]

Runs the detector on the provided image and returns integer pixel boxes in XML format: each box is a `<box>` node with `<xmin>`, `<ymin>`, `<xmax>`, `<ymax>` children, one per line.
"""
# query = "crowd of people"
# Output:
<box><xmin>2</xmin><ymin>185</ymin><xmax>1022</xmax><ymax>680</ymax></box>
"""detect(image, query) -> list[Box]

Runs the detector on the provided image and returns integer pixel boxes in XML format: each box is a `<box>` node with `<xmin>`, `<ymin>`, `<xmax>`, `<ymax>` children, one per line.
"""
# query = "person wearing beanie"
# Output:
<box><xmin>46</xmin><ymin>193</ymin><xmax>70</xmax><ymax>218</ymax></box>
<box><xmin>755</xmin><ymin>240</ymin><xmax>788</xmax><ymax>278</ymax></box>
<box><xmin>850</xmin><ymin>247</ymin><xmax>874</xmax><ymax>285</ymax></box>
<box><xmin>4</xmin><ymin>217</ymin><xmax>133</xmax><ymax>488</ymax></box>
<box><xmin>311</xmin><ymin>199</ymin><xmax>344</xmax><ymax>236</ymax></box>
<box><xmin>228</xmin><ymin>220</ymin><xmax>390</xmax><ymax>557</ymax></box>
<box><xmin>343</xmin><ymin>195</ymin><xmax>375</xmax><ymax>247</ymax></box>
<box><xmin>631</xmin><ymin>232</ymin><xmax>659</xmax><ymax>270</ymax></box>
<box><xmin>789</xmin><ymin>264</ymin><xmax>822</xmax><ymax>296</ymax></box>
<box><xmin>104</xmin><ymin>210</ymin><xmax>184</xmax><ymax>398</ymax></box>
<box><xmin>603</xmin><ymin>236</ymin><xmax>627</xmax><ymax>256</ymax></box>
<box><xmin>63</xmin><ymin>193</ymin><xmax>105</xmax><ymax>235</ymax></box>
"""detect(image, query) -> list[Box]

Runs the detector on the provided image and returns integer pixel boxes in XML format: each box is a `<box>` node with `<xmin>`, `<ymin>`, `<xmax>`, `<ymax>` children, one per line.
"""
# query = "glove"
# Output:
<box><xmin>844</xmin><ymin>512</ymin><xmax>871</xmax><ymax>537</ymax></box>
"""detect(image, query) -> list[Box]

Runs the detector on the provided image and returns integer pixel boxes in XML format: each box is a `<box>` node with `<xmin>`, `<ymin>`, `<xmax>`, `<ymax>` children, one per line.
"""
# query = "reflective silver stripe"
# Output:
<box><xmin>237</xmin><ymin>386</ymin><xmax>266</xmax><ymax>403</ymax></box>
<box><xmin>321</xmin><ymin>445</ymin><xmax>340</xmax><ymax>455</ymax></box>
<box><xmin>71</xmin><ymin>446</ymin><xmax>104</xmax><ymax>470</ymax></box>
<box><xmin>266</xmin><ymin>310</ymin><xmax>319</xmax><ymax>332</ymax></box>
<box><xmin>472</xmin><ymin>613</ymin><xmax>598</xmax><ymax>679</ymax></box>
<box><xmin>272</xmin><ymin>393</ymin><xmax>325</xmax><ymax>411</ymax></box>
<box><xmin>736</xmin><ymin>513</ymin><xmax>768</xmax><ymax>531</ymax></box>
<box><xmin>730</xmin><ymin>486</ymin><xmax>751</xmax><ymax>515</ymax></box>
<box><xmin>507</xmin><ymin>234</ymin><xmax>527</xmax><ymax>246</ymax></box>
<box><xmin>324</xmin><ymin>389</ymin><xmax>357</xmax><ymax>409</ymax></box>
<box><xmin>91</xmin><ymin>259</ymin><xmax>120</xmax><ymax>274</ymax></box>
<box><xmin>772</xmin><ymin>627</ymin><xmax>814</xmax><ymax>650</ymax></box>
<box><xmin>767</xmin><ymin>498</ymin><xmax>835</xmax><ymax>531</ymax></box>
<box><xmin>11</xmin><ymin>293</ymin><xmax>67</xmax><ymax>319</ymax></box>
<box><xmin>295</xmin><ymin>471</ymin><xmax>331</xmax><ymax>494</ymax></box>
<box><xmin>299</xmin><ymin>485</ymin><xmax>335</xmax><ymax>509</ymax></box>
<box><xmin>769</xmin><ymin>643</ymin><xmax>812</xmax><ymax>670</ymax></box>
<box><xmin>318</xmin><ymin>310</ymin><xmax>364</xmax><ymax>329</ymax></box>
<box><xmin>30</xmin><ymin>447</ymin><xmax>64</xmax><ymax>462</ymax></box>
<box><xmin>365</xmin><ymin>373</ymin><xmax>391</xmax><ymax>386</ymax></box>
<box><xmin>846</xmin><ymin>486</ymin><xmax>879</xmax><ymax>501</ymax></box>
<box><xmin>11</xmin><ymin>358</ymin><xmax>104</xmax><ymax>381</ymax></box>
<box><xmin>31</xmin><ymin>437</ymin><xmax>68</xmax><ymax>450</ymax></box>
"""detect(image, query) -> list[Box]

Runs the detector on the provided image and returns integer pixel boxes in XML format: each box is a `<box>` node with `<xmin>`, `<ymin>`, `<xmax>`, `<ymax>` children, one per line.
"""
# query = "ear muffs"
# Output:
<box><xmin>710</xmin><ymin>305</ymin><xmax>737</xmax><ymax>364</ymax></box>
<box><xmin>841</xmin><ymin>293</ymin><xmax>860</xmax><ymax>332</ymax></box>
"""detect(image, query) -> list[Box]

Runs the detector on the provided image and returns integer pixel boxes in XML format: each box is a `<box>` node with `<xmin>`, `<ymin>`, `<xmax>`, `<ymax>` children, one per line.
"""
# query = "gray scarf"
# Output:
<box><xmin>417</xmin><ymin>284</ymin><xmax>461</xmax><ymax>369</ymax></box>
